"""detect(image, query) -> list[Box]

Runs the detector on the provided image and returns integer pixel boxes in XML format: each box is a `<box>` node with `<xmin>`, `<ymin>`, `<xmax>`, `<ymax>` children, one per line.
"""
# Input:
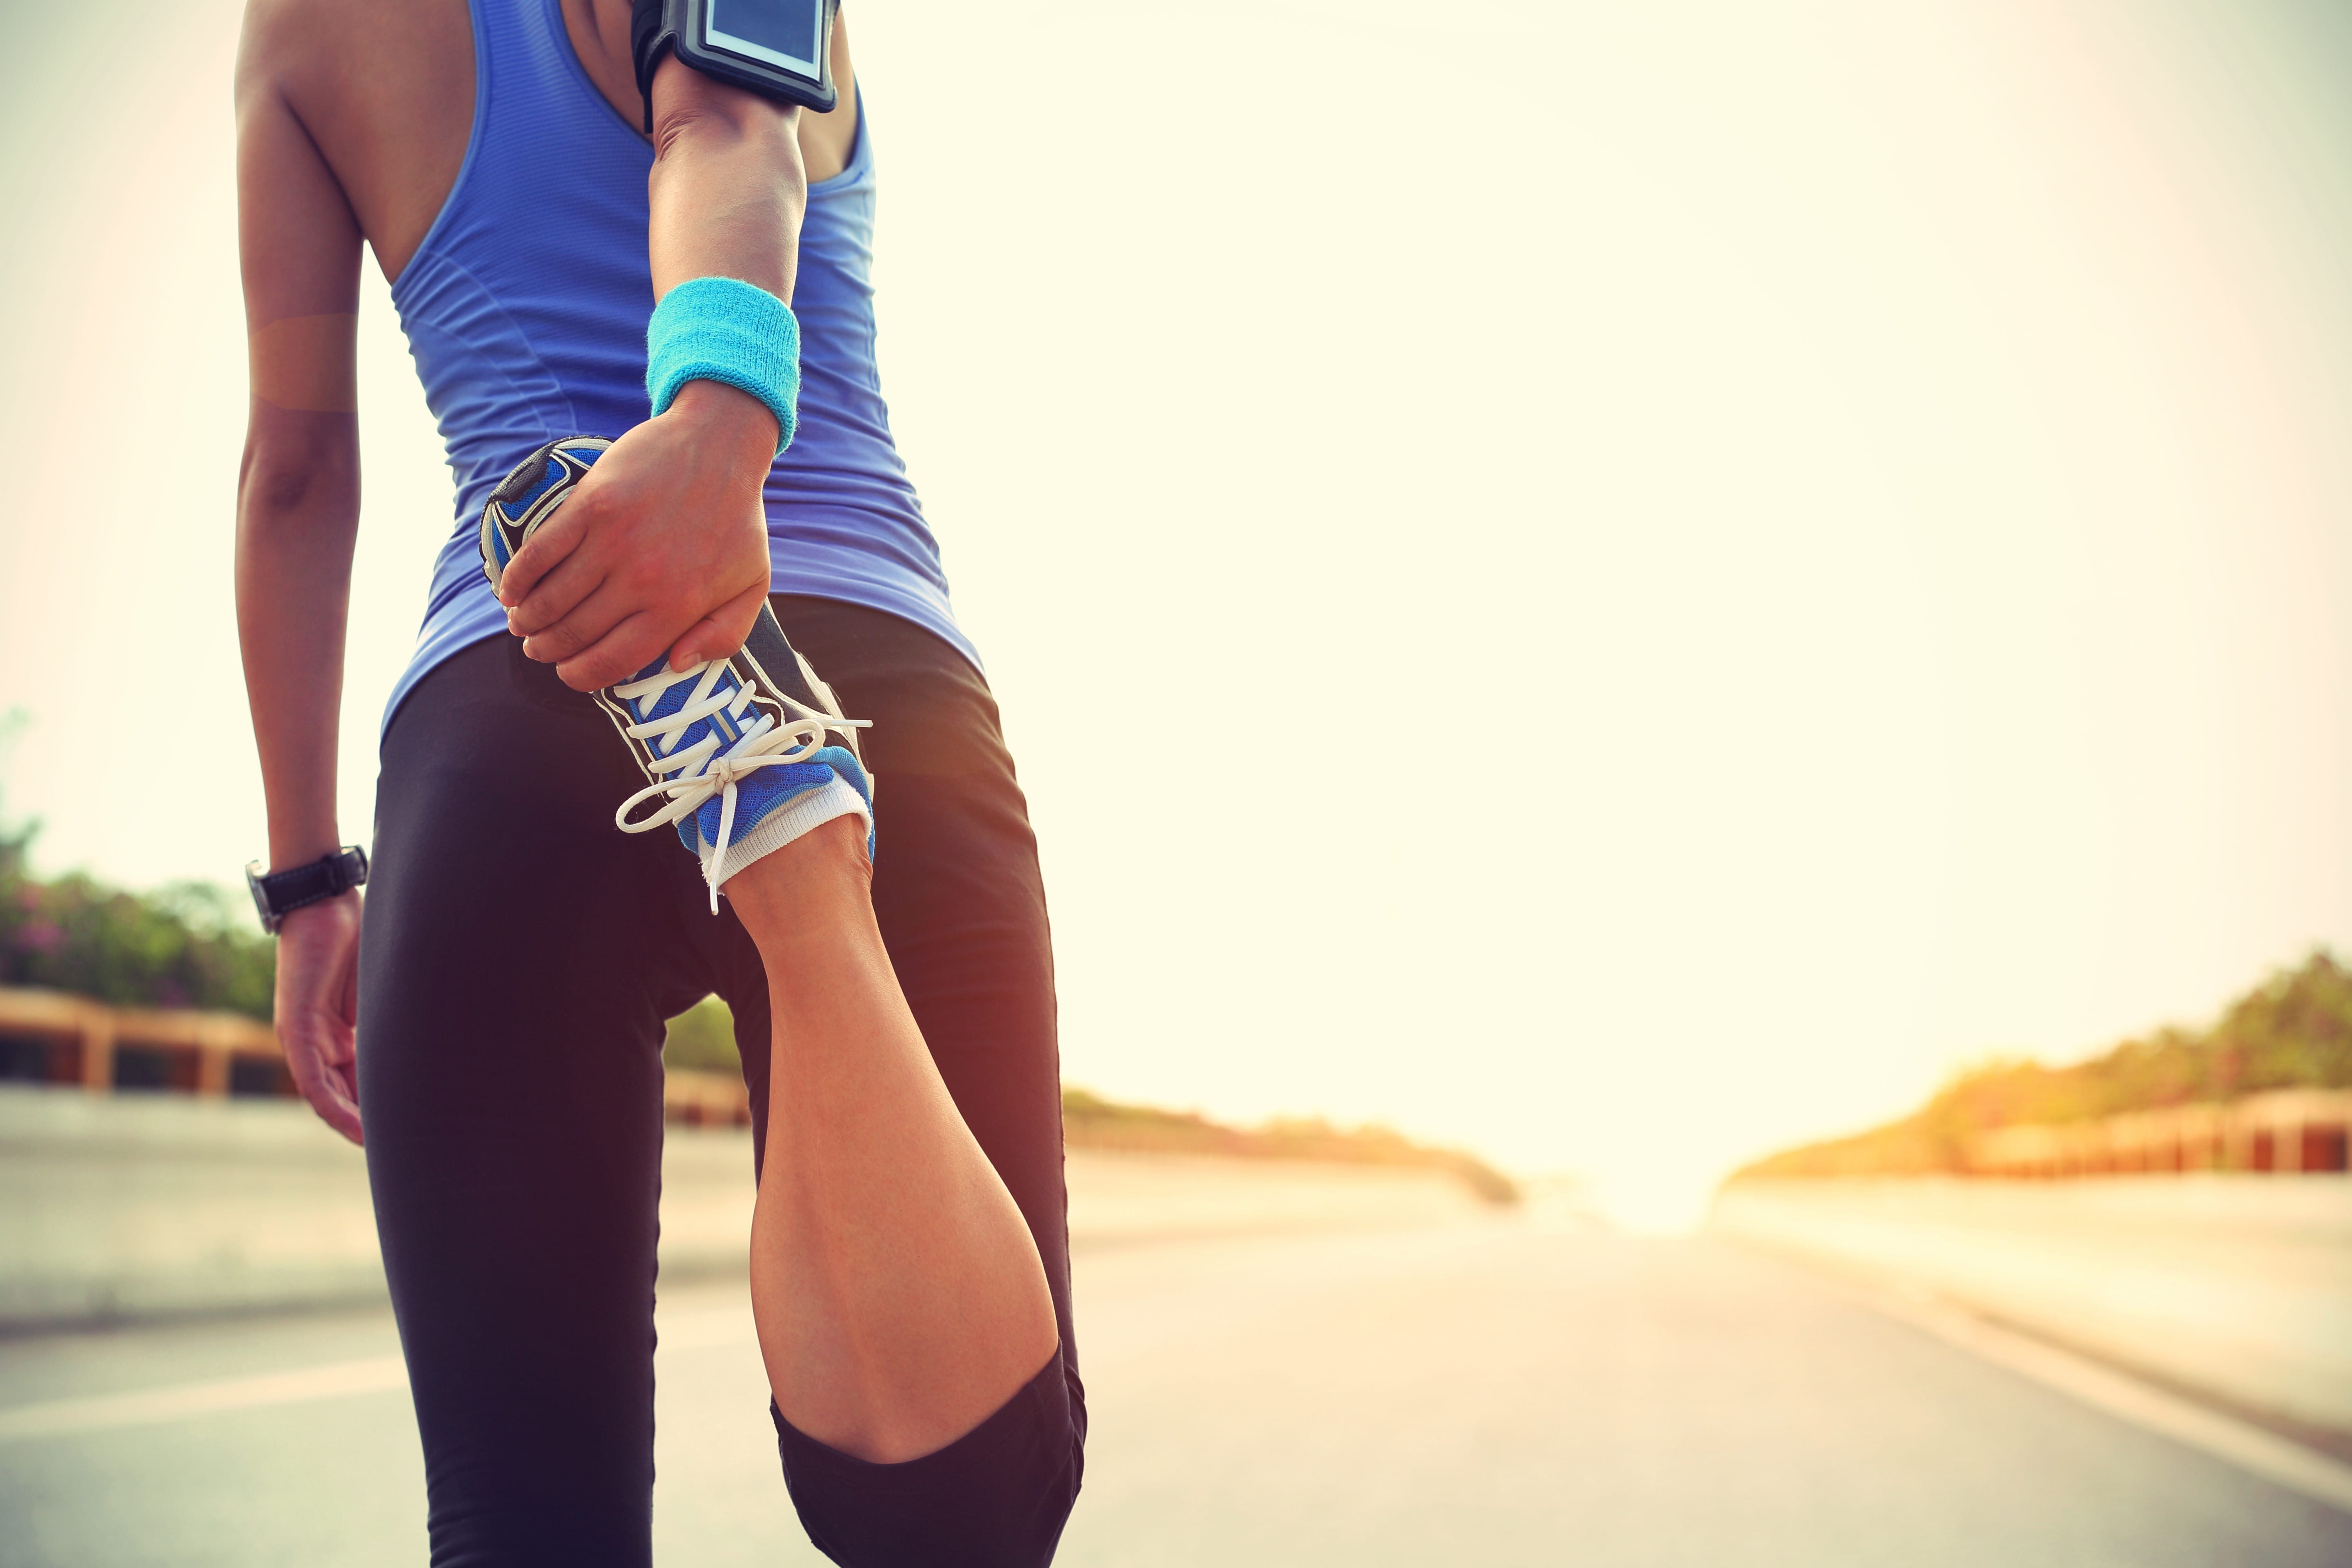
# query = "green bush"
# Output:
<box><xmin>0</xmin><ymin>810</ymin><xmax>276</xmax><ymax>1019</ymax></box>
<box><xmin>663</xmin><ymin>996</ymin><xmax>742</xmax><ymax>1073</ymax></box>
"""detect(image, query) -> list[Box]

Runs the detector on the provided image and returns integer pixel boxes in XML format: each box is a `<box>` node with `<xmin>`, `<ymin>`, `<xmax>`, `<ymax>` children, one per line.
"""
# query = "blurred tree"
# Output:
<box><xmin>662</xmin><ymin>995</ymin><xmax>742</xmax><ymax>1074</ymax></box>
<box><xmin>1737</xmin><ymin>949</ymin><xmax>2352</xmax><ymax>1177</ymax></box>
<box><xmin>0</xmin><ymin>797</ymin><xmax>276</xmax><ymax>1018</ymax></box>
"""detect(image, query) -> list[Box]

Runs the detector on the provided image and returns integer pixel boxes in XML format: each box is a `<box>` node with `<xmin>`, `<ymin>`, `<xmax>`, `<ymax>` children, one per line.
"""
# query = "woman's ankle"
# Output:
<box><xmin>725</xmin><ymin>814</ymin><xmax>873</xmax><ymax>933</ymax></box>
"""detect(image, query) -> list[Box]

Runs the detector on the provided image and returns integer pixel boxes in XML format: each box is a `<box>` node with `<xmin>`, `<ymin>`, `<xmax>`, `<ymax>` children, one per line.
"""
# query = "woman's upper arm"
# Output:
<box><xmin>235</xmin><ymin>4</ymin><xmax>363</xmax><ymax>420</ymax></box>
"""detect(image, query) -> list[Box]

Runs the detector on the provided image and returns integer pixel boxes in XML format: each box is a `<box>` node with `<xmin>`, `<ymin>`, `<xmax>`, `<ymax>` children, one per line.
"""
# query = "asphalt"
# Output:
<box><xmin>2</xmin><ymin>1217</ymin><xmax>2348</xmax><ymax>1567</ymax></box>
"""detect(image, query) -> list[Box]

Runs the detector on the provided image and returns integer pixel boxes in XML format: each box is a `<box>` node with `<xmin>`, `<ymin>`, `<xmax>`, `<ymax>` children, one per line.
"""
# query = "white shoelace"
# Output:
<box><xmin>612</xmin><ymin>659</ymin><xmax>870</xmax><ymax>910</ymax></box>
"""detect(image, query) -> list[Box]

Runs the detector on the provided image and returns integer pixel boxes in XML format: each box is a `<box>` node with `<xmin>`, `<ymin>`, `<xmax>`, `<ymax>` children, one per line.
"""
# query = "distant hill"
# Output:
<box><xmin>1733</xmin><ymin>949</ymin><xmax>2352</xmax><ymax>1180</ymax></box>
<box><xmin>2</xmin><ymin>826</ymin><xmax>1522</xmax><ymax>1207</ymax></box>
<box><xmin>1059</xmin><ymin>1087</ymin><xmax>1521</xmax><ymax>1204</ymax></box>
<box><xmin>668</xmin><ymin>998</ymin><xmax>1519</xmax><ymax>1204</ymax></box>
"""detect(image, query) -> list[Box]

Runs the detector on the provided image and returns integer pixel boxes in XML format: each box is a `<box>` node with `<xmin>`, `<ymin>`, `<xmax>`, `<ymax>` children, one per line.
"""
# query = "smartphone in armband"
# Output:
<box><xmin>646</xmin><ymin>0</ymin><xmax>840</xmax><ymax>116</ymax></box>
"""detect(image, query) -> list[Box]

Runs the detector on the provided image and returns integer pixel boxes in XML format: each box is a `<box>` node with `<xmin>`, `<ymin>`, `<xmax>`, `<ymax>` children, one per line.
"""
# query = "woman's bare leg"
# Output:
<box><xmin>727</xmin><ymin>813</ymin><xmax>1059</xmax><ymax>1464</ymax></box>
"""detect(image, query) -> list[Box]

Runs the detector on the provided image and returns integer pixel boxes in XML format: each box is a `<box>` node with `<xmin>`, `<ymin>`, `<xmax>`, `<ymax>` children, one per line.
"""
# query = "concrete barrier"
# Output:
<box><xmin>0</xmin><ymin>1083</ymin><xmax>765</xmax><ymax>1329</ymax></box>
<box><xmin>0</xmin><ymin>1082</ymin><xmax>384</xmax><ymax>1325</ymax></box>
<box><xmin>0</xmin><ymin>1084</ymin><xmax>1480</xmax><ymax>1330</ymax></box>
<box><xmin>1710</xmin><ymin>1175</ymin><xmax>2352</xmax><ymax>1434</ymax></box>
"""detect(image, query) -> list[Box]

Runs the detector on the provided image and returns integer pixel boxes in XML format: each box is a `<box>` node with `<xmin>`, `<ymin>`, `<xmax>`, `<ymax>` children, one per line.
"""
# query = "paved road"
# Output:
<box><xmin>3</xmin><ymin>1217</ymin><xmax>2348</xmax><ymax>1566</ymax></box>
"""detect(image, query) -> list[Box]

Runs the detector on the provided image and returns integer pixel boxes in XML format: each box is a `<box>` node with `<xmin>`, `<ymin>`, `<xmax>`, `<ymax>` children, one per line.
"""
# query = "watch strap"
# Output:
<box><xmin>255</xmin><ymin>846</ymin><xmax>368</xmax><ymax>926</ymax></box>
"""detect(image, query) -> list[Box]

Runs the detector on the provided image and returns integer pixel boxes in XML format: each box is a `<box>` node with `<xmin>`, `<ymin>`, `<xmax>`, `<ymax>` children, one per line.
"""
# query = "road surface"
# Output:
<box><xmin>3</xmin><ymin>1216</ymin><xmax>2348</xmax><ymax>1566</ymax></box>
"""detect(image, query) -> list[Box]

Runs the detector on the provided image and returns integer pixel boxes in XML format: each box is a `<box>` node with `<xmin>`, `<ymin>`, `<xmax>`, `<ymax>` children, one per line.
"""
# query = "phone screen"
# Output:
<box><xmin>704</xmin><ymin>0</ymin><xmax>825</xmax><ymax>81</ymax></box>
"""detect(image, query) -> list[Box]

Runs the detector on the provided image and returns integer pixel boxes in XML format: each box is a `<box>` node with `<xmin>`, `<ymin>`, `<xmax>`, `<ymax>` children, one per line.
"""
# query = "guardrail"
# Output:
<box><xmin>0</xmin><ymin>986</ymin><xmax>750</xmax><ymax>1126</ymax></box>
<box><xmin>1969</xmin><ymin>1090</ymin><xmax>2352</xmax><ymax>1177</ymax></box>
<box><xmin>0</xmin><ymin>986</ymin><xmax>285</xmax><ymax>1096</ymax></box>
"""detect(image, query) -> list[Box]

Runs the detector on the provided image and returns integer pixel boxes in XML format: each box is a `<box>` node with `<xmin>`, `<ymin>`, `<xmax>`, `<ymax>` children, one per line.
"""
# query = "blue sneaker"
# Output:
<box><xmin>479</xmin><ymin>437</ymin><xmax>874</xmax><ymax>910</ymax></box>
<box><xmin>480</xmin><ymin>437</ymin><xmax>612</xmax><ymax>589</ymax></box>
<box><xmin>600</xmin><ymin>619</ymin><xmax>874</xmax><ymax>910</ymax></box>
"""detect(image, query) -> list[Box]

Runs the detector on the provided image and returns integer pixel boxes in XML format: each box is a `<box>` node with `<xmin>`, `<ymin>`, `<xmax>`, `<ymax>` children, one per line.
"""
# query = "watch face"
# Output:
<box><xmin>244</xmin><ymin>861</ymin><xmax>277</xmax><ymax>932</ymax></box>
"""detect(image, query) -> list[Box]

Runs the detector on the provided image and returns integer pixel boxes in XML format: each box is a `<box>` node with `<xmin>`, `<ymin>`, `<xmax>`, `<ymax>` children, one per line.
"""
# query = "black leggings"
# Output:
<box><xmin>357</xmin><ymin>597</ymin><xmax>1084</xmax><ymax>1567</ymax></box>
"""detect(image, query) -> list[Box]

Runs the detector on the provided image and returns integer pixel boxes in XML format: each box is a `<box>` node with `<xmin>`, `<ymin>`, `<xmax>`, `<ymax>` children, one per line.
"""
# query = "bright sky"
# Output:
<box><xmin>4</xmin><ymin>0</ymin><xmax>2351</xmax><ymax>1227</ymax></box>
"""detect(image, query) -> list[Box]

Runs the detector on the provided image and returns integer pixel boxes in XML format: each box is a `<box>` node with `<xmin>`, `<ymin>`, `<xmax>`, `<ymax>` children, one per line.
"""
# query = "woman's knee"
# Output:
<box><xmin>772</xmin><ymin>1353</ymin><xmax>1084</xmax><ymax>1568</ymax></box>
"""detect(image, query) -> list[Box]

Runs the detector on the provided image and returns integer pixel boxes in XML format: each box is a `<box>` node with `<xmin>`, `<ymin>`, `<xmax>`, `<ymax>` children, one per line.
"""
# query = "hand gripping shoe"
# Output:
<box><xmin>479</xmin><ymin>436</ymin><xmax>875</xmax><ymax>911</ymax></box>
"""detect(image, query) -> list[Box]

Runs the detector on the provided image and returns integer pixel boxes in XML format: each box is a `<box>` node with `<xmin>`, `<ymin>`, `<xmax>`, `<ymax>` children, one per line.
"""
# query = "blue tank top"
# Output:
<box><xmin>382</xmin><ymin>0</ymin><xmax>973</xmax><ymax>733</ymax></box>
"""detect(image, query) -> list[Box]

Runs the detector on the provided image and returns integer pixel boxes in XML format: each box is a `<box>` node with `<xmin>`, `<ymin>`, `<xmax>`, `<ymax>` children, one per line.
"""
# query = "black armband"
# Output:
<box><xmin>633</xmin><ymin>0</ymin><xmax>839</xmax><ymax>133</ymax></box>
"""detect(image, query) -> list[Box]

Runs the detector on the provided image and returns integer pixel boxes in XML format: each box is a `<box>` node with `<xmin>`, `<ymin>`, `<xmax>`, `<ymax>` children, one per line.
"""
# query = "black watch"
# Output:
<box><xmin>245</xmin><ymin>846</ymin><xmax>369</xmax><ymax>934</ymax></box>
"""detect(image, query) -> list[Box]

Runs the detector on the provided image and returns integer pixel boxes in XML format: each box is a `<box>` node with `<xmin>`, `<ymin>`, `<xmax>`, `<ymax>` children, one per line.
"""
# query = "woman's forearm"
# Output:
<box><xmin>487</xmin><ymin>53</ymin><xmax>810</xmax><ymax>691</ymax></box>
<box><xmin>237</xmin><ymin>404</ymin><xmax>362</xmax><ymax>871</ymax></box>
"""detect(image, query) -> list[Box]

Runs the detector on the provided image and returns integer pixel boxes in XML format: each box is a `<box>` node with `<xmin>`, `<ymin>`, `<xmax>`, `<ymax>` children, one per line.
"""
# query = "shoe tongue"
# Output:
<box><xmin>638</xmin><ymin>661</ymin><xmax>742</xmax><ymax>751</ymax></box>
<box><xmin>625</xmin><ymin>659</ymin><xmax>704</xmax><ymax>726</ymax></box>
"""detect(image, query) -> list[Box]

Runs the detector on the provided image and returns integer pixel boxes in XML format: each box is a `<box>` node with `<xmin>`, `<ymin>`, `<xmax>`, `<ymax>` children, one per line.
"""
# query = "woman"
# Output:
<box><xmin>234</xmin><ymin>2</ymin><xmax>1082</xmax><ymax>1561</ymax></box>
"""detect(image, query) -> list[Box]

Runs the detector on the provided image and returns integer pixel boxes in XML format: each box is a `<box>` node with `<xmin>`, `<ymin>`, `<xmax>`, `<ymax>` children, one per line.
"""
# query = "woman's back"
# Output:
<box><xmin>254</xmin><ymin>0</ymin><xmax>971</xmax><ymax>728</ymax></box>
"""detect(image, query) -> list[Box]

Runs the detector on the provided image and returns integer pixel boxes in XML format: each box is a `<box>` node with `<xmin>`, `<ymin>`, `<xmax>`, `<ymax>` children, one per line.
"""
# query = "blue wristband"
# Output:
<box><xmin>646</xmin><ymin>277</ymin><xmax>801</xmax><ymax>453</ymax></box>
